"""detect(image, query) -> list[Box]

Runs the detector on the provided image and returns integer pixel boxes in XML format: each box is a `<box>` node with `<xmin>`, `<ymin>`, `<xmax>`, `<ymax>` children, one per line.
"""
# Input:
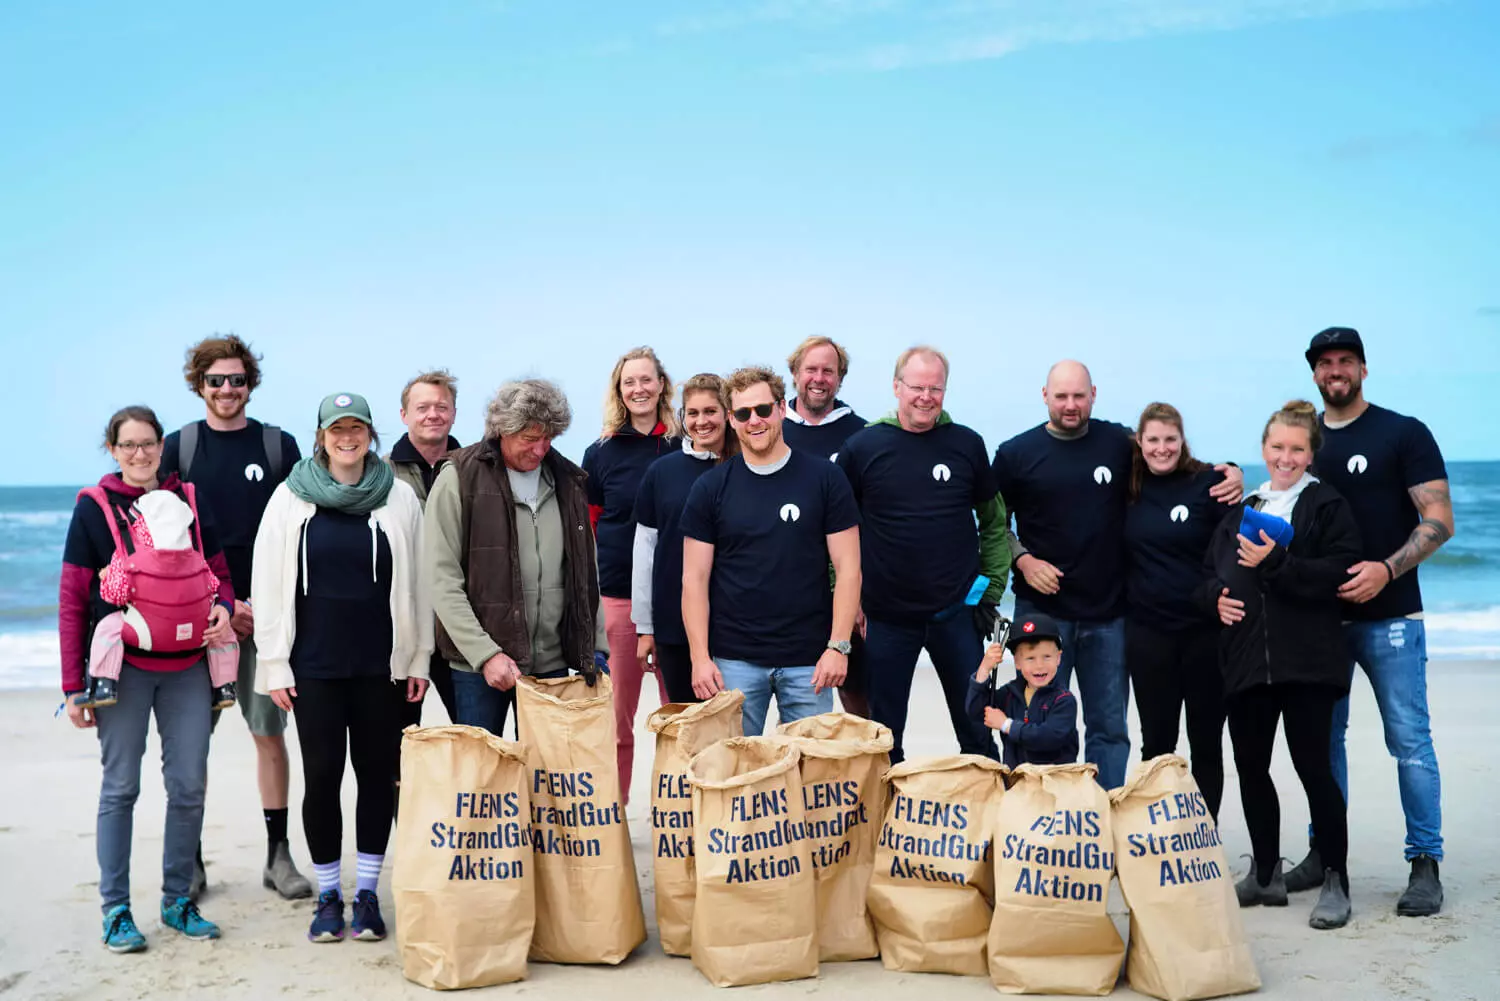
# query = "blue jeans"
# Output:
<box><xmin>1014</xmin><ymin>599</ymin><xmax>1129</xmax><ymax>789</ymax></box>
<box><xmin>450</xmin><ymin>664</ymin><xmax>568</xmax><ymax>738</ymax></box>
<box><xmin>865</xmin><ymin>610</ymin><xmax>998</xmax><ymax>764</ymax></box>
<box><xmin>1327</xmin><ymin>618</ymin><xmax>1443</xmax><ymax>860</ymax></box>
<box><xmin>96</xmin><ymin>661</ymin><xmax>212</xmax><ymax>912</ymax></box>
<box><xmin>716</xmin><ymin>659</ymin><xmax>833</xmax><ymax>737</ymax></box>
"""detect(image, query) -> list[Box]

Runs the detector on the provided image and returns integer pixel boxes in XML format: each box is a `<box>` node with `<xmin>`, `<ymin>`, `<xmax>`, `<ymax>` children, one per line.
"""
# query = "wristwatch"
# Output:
<box><xmin>826</xmin><ymin>640</ymin><xmax>852</xmax><ymax>655</ymax></box>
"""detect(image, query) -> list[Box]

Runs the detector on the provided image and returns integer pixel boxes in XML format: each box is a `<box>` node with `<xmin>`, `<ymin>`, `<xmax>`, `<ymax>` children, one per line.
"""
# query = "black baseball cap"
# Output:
<box><xmin>1305</xmin><ymin>327</ymin><xmax>1366</xmax><ymax>368</ymax></box>
<box><xmin>1007</xmin><ymin>613</ymin><xmax>1063</xmax><ymax>651</ymax></box>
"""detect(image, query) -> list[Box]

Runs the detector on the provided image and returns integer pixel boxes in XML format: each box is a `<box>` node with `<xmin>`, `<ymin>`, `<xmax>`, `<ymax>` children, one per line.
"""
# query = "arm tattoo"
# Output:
<box><xmin>1388</xmin><ymin>481</ymin><xmax>1455</xmax><ymax>577</ymax></box>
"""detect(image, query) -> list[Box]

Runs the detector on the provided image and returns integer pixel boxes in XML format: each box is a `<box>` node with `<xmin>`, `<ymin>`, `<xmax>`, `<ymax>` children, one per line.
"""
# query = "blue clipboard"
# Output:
<box><xmin>1239</xmin><ymin>506</ymin><xmax>1294</xmax><ymax>547</ymax></box>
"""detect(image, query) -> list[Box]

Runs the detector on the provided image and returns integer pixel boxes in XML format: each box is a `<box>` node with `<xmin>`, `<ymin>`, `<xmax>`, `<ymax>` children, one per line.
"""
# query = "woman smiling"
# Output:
<box><xmin>251</xmin><ymin>392</ymin><xmax>431</xmax><ymax>944</ymax></box>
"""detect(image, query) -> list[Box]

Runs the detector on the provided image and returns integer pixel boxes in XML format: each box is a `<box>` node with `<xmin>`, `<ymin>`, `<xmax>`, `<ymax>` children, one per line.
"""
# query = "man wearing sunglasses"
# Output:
<box><xmin>159</xmin><ymin>334</ymin><xmax>311</xmax><ymax>903</ymax></box>
<box><xmin>680</xmin><ymin>366</ymin><xmax>862</xmax><ymax>737</ymax></box>
<box><xmin>836</xmin><ymin>345</ymin><xmax>1007</xmax><ymax>764</ymax></box>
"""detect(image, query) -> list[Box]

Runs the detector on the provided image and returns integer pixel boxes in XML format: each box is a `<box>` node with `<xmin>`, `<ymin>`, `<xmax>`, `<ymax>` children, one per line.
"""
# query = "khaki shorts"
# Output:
<box><xmin>210</xmin><ymin>635</ymin><xmax>288</xmax><ymax>738</ymax></box>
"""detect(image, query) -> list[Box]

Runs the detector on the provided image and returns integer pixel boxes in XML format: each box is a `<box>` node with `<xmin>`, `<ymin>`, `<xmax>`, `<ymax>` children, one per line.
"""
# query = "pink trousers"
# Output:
<box><xmin>602</xmin><ymin>595</ymin><xmax>668</xmax><ymax>803</ymax></box>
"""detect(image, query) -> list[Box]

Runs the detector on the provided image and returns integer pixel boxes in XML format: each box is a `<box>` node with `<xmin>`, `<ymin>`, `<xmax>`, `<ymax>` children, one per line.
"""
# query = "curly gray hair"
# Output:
<box><xmin>485</xmin><ymin>379</ymin><xmax>573</xmax><ymax>440</ymax></box>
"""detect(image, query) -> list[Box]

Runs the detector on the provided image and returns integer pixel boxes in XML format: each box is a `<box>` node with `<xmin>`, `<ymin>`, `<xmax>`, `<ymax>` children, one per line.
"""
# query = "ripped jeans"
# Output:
<box><xmin>1327</xmin><ymin>617</ymin><xmax>1443</xmax><ymax>860</ymax></box>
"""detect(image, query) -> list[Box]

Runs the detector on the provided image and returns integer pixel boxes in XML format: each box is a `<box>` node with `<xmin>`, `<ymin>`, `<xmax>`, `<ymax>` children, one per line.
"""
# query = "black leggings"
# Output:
<box><xmin>1226</xmin><ymin>683</ymin><xmax>1348</xmax><ymax>885</ymax></box>
<box><xmin>654</xmin><ymin>642</ymin><xmax>698</xmax><ymax>705</ymax></box>
<box><xmin>293</xmin><ymin>676</ymin><xmax>402</xmax><ymax>865</ymax></box>
<box><xmin>1126</xmin><ymin>620</ymin><xmax>1226</xmax><ymax>820</ymax></box>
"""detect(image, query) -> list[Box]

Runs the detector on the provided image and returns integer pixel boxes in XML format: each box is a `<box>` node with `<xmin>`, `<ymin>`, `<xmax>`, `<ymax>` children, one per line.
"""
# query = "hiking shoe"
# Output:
<box><xmin>85</xmin><ymin>677</ymin><xmax>119</xmax><ymax>709</ymax></box>
<box><xmin>212</xmin><ymin>682</ymin><xmax>237</xmax><ymax>711</ymax></box>
<box><xmin>102</xmin><ymin>905</ymin><xmax>147</xmax><ymax>954</ymax></box>
<box><xmin>161</xmin><ymin>896</ymin><xmax>221</xmax><ymax>940</ymax></box>
<box><xmin>1396</xmin><ymin>855</ymin><xmax>1443</xmax><ymax>917</ymax></box>
<box><xmin>1309</xmin><ymin>869</ymin><xmax>1352</xmax><ymax>929</ymax></box>
<box><xmin>1284</xmin><ymin>844</ymin><xmax>1326</xmax><ymax>893</ymax></box>
<box><xmin>350</xmin><ymin>890</ymin><xmax>387</xmax><ymax>942</ymax></box>
<box><xmin>264</xmin><ymin>840</ymin><xmax>313</xmax><ymax>899</ymax></box>
<box><xmin>1234</xmin><ymin>859</ymin><xmax>1288</xmax><ymax>907</ymax></box>
<box><xmin>308</xmin><ymin>890</ymin><xmax>345</xmax><ymax>943</ymax></box>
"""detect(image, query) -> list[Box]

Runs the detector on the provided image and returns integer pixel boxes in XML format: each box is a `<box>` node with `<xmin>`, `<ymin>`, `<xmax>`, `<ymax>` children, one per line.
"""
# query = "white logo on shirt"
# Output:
<box><xmin>245</xmin><ymin>463</ymin><xmax>265</xmax><ymax>482</ymax></box>
<box><xmin>1347</xmin><ymin>454</ymin><xmax>1368</xmax><ymax>474</ymax></box>
<box><xmin>829</xmin><ymin>452</ymin><xmax>838</xmax><ymax>463</ymax></box>
<box><xmin>1093</xmin><ymin>465</ymin><xmax>1113</xmax><ymax>485</ymax></box>
<box><xmin>779</xmin><ymin>503</ymin><xmax>801</xmax><ymax>523</ymax></box>
<box><xmin>1170</xmin><ymin>505</ymin><xmax>1190</xmax><ymax>523</ymax></box>
<box><xmin>932</xmin><ymin>463</ymin><xmax>952</xmax><ymax>482</ymax></box>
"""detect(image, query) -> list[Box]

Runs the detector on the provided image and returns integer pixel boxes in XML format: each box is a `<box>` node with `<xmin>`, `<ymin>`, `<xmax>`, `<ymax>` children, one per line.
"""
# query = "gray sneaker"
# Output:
<box><xmin>1308</xmin><ymin>869</ymin><xmax>1352</xmax><ymax>930</ymax></box>
<box><xmin>263</xmin><ymin>840</ymin><xmax>313</xmax><ymax>899</ymax></box>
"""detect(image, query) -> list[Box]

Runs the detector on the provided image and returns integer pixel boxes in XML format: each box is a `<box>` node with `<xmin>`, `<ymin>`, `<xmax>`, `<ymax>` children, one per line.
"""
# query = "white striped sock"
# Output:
<box><xmin>312</xmin><ymin>860</ymin><xmax>341</xmax><ymax>896</ymax></box>
<box><xmin>355</xmin><ymin>853</ymin><xmax>384</xmax><ymax>894</ymax></box>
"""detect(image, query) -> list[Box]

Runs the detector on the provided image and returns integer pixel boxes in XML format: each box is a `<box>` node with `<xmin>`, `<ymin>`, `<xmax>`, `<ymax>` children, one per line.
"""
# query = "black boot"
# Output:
<box><xmin>1284</xmin><ymin>843</ymin><xmax>1325</xmax><ymax>893</ymax></box>
<box><xmin>1396</xmin><ymin>855</ymin><xmax>1443</xmax><ymax>917</ymax></box>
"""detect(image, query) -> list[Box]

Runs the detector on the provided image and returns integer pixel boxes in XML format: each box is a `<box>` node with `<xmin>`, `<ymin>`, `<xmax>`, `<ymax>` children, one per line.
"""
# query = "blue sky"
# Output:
<box><xmin>2</xmin><ymin>0</ymin><xmax>1497</xmax><ymax>486</ymax></box>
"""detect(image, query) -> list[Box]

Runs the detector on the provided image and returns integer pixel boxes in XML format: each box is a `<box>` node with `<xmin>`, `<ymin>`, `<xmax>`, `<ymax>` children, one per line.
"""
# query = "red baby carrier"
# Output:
<box><xmin>80</xmin><ymin>484</ymin><xmax>216</xmax><ymax>654</ymax></box>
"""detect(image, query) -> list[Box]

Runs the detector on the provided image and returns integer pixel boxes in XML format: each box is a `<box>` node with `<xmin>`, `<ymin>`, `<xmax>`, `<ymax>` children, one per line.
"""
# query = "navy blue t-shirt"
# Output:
<box><xmin>291</xmin><ymin>508</ymin><xmax>394</xmax><ymax>680</ymax></box>
<box><xmin>837</xmin><ymin>420</ymin><xmax>997</xmax><ymax>621</ymax></box>
<box><xmin>160</xmin><ymin>418</ymin><xmax>301</xmax><ymax>599</ymax></box>
<box><xmin>1317</xmin><ymin>404</ymin><xmax>1448</xmax><ymax>621</ymax></box>
<box><xmin>782</xmin><ymin>401</ymin><xmax>867</xmax><ymax>462</ymax></box>
<box><xmin>632</xmin><ymin>450</ymin><xmax>718</xmax><ymax>647</ymax></box>
<box><xmin>583</xmin><ymin>426</ymin><xmax>679</xmax><ymax>599</ymax></box>
<box><xmin>1125</xmin><ymin>468</ymin><xmax>1231</xmax><ymax>633</ymax></box>
<box><xmin>992</xmin><ymin>421</ymin><xmax>1133</xmax><ymax>621</ymax></box>
<box><xmin>679</xmin><ymin>450</ymin><xmax>861</xmax><ymax>667</ymax></box>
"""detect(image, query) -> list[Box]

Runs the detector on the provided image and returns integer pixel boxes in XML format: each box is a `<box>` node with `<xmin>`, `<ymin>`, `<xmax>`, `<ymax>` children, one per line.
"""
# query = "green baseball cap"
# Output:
<box><xmin>317</xmin><ymin>392</ymin><xmax>374</xmax><ymax>429</ymax></box>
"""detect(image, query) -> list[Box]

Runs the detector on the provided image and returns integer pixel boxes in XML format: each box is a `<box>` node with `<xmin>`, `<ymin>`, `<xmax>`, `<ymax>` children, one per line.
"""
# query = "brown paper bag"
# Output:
<box><xmin>776</xmin><ymin>712</ymin><xmax>893</xmax><ymax>961</ymax></box>
<box><xmin>687</xmin><ymin>736</ymin><xmax>818</xmax><ymax>987</ymax></box>
<box><xmin>646</xmin><ymin>692</ymin><xmax>746</xmax><ymax>957</ymax></box>
<box><xmin>1111</xmin><ymin>756</ymin><xmax>1260</xmax><ymax>1001</ymax></box>
<box><xmin>392</xmin><ymin>725</ymin><xmax>535</xmax><ymax>990</ymax></box>
<box><xmin>866</xmin><ymin>755</ymin><xmax>1007</xmax><ymax>975</ymax></box>
<box><xmin>514</xmin><ymin>674</ymin><xmax>646</xmax><ymax>965</ymax></box>
<box><xmin>989</xmin><ymin>762</ymin><xmax>1125</xmax><ymax>996</ymax></box>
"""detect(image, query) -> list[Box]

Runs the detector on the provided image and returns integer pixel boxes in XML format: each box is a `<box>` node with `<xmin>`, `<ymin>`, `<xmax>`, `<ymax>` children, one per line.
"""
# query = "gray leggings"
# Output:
<box><xmin>95</xmin><ymin>661</ymin><xmax>212</xmax><ymax>912</ymax></box>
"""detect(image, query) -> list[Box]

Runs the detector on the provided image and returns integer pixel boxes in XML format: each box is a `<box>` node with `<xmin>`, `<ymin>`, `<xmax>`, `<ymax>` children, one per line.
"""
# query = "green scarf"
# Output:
<box><xmin>284</xmin><ymin>454</ymin><xmax>395</xmax><ymax>514</ymax></box>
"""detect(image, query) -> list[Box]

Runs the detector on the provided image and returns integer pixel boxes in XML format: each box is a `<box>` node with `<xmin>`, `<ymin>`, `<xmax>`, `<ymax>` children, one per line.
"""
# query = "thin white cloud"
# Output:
<box><xmin>657</xmin><ymin>0</ymin><xmax>907</xmax><ymax>37</ymax></box>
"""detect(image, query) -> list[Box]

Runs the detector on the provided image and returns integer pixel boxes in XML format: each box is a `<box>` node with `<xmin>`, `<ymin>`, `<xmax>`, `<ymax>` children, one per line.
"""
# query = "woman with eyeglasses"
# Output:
<box><xmin>60</xmin><ymin>405</ymin><xmax>237</xmax><ymax>953</ymax></box>
<box><xmin>582</xmin><ymin>347</ymin><xmax>681</xmax><ymax>800</ymax></box>
<box><xmin>630</xmin><ymin>374</ymin><xmax>740</xmax><ymax>703</ymax></box>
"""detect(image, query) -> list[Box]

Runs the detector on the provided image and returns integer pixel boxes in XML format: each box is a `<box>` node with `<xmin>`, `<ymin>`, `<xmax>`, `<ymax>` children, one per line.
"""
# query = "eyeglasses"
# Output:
<box><xmin>898</xmin><ymin>379</ymin><xmax>946</xmax><ymax>396</ymax></box>
<box><xmin>730</xmin><ymin>403</ymin><xmax>777</xmax><ymax>422</ymax></box>
<box><xmin>116</xmin><ymin>440</ymin><xmax>160</xmax><ymax>454</ymax></box>
<box><xmin>204</xmin><ymin>373</ymin><xmax>248</xmax><ymax>388</ymax></box>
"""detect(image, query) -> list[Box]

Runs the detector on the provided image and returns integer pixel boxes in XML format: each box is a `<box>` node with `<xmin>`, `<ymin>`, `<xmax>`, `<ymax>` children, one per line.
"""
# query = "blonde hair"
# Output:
<box><xmin>601</xmin><ymin>346</ymin><xmax>678</xmax><ymax>438</ymax></box>
<box><xmin>401</xmin><ymin>369</ymin><xmax>458</xmax><ymax>410</ymax></box>
<box><xmin>893</xmin><ymin>345</ymin><xmax>950</xmax><ymax>381</ymax></box>
<box><xmin>1262</xmin><ymin>399</ymin><xmax>1323</xmax><ymax>452</ymax></box>
<box><xmin>787</xmin><ymin>336</ymin><xmax>850</xmax><ymax>380</ymax></box>
<box><xmin>721</xmin><ymin>366</ymin><xmax>786</xmax><ymax>408</ymax></box>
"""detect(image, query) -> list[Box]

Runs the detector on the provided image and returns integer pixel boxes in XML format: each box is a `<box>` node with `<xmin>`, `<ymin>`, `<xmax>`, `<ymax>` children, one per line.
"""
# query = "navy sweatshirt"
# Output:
<box><xmin>632</xmin><ymin>449</ymin><xmax>718</xmax><ymax>646</ymax></box>
<box><xmin>290</xmin><ymin>508</ymin><xmax>394</xmax><ymax>680</ymax></box>
<box><xmin>782</xmin><ymin>400</ymin><xmax>867</xmax><ymax>461</ymax></box>
<box><xmin>965</xmin><ymin>673</ymin><xmax>1079</xmax><ymax>768</ymax></box>
<box><xmin>1125</xmin><ymin>467</ymin><xmax>1232</xmax><ymax>633</ymax></box>
<box><xmin>583</xmin><ymin>423</ymin><xmax>680</xmax><ymax>599</ymax></box>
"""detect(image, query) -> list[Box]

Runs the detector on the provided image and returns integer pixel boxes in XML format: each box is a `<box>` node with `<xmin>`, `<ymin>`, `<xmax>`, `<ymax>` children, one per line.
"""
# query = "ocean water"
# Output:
<box><xmin>2</xmin><ymin>465</ymin><xmax>1496</xmax><ymax>689</ymax></box>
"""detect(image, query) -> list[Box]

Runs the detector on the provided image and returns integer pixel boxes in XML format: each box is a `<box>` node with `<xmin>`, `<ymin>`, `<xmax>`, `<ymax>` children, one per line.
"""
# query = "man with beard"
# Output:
<box><xmin>159</xmin><ymin>334</ymin><xmax>311</xmax><ymax>901</ymax></box>
<box><xmin>681</xmin><ymin>366</ymin><xmax>861</xmax><ymax>736</ymax></box>
<box><xmin>1289</xmin><ymin>327</ymin><xmax>1453</xmax><ymax>916</ymax></box>
<box><xmin>386</xmin><ymin>369</ymin><xmax>462</xmax><ymax>722</ymax></box>
<box><xmin>782</xmin><ymin>336</ymin><xmax>871</xmax><ymax>717</ymax></box>
<box><xmin>991</xmin><ymin>360</ymin><xmax>1242</xmax><ymax>789</ymax></box>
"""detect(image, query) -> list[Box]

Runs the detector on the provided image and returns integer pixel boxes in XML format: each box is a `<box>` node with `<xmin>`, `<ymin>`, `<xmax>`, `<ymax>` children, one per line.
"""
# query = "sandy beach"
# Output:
<box><xmin>3</xmin><ymin>660</ymin><xmax>1497</xmax><ymax>1001</ymax></box>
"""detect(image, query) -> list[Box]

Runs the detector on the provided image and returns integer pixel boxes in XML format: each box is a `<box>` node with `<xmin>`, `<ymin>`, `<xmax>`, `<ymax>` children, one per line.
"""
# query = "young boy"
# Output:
<box><xmin>968</xmin><ymin>613</ymin><xmax>1079</xmax><ymax>769</ymax></box>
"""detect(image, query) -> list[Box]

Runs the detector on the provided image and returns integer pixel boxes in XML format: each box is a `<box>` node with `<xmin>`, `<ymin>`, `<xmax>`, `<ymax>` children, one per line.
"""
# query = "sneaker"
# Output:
<box><xmin>1396</xmin><ymin>855</ymin><xmax>1443</xmax><ymax>917</ymax></box>
<box><xmin>1234</xmin><ymin>858</ymin><xmax>1289</xmax><ymax>907</ymax></box>
<box><xmin>212</xmin><ymin>682</ymin><xmax>237</xmax><ymax>711</ymax></box>
<box><xmin>1309</xmin><ymin>869</ymin><xmax>1352</xmax><ymax>929</ymax></box>
<box><xmin>1284</xmin><ymin>843</ymin><xmax>1326</xmax><ymax>893</ymax></box>
<box><xmin>101</xmin><ymin>905</ymin><xmax>147</xmax><ymax>954</ymax></box>
<box><xmin>85</xmin><ymin>677</ymin><xmax>119</xmax><ymax>709</ymax></box>
<box><xmin>160</xmin><ymin>896</ymin><xmax>221</xmax><ymax>940</ymax></box>
<box><xmin>264</xmin><ymin>840</ymin><xmax>314</xmax><ymax>899</ymax></box>
<box><xmin>350</xmin><ymin>889</ymin><xmax>387</xmax><ymax>942</ymax></box>
<box><xmin>309</xmin><ymin>890</ymin><xmax>345</xmax><ymax>943</ymax></box>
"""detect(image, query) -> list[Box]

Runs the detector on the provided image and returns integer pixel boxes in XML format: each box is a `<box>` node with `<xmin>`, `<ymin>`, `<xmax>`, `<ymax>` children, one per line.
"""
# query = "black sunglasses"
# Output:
<box><xmin>204</xmin><ymin>373</ymin><xmax>248</xmax><ymax>388</ymax></box>
<box><xmin>731</xmin><ymin>402</ymin><xmax>776</xmax><ymax>422</ymax></box>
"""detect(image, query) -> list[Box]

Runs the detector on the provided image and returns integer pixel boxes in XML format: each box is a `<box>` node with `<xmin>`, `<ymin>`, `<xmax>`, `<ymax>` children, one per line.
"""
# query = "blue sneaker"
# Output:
<box><xmin>350</xmin><ymin>889</ymin><xmax>387</xmax><ymax>941</ymax></box>
<box><xmin>102</xmin><ymin>905</ymin><xmax>147</xmax><ymax>953</ymax></box>
<box><xmin>160</xmin><ymin>896</ymin><xmax>220</xmax><ymax>940</ymax></box>
<box><xmin>308</xmin><ymin>890</ymin><xmax>345</xmax><ymax>943</ymax></box>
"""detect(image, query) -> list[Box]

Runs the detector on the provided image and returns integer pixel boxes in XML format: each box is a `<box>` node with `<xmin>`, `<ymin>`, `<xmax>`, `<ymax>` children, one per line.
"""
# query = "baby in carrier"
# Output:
<box><xmin>78</xmin><ymin>486</ymin><xmax>238</xmax><ymax>710</ymax></box>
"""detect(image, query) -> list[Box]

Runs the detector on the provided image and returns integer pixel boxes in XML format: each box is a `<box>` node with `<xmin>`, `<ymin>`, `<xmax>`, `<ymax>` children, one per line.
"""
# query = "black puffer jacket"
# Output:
<box><xmin>1198</xmin><ymin>479</ymin><xmax>1362</xmax><ymax>698</ymax></box>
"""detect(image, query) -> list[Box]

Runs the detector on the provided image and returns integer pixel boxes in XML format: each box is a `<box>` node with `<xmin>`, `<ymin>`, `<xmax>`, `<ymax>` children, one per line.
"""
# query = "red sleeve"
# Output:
<box><xmin>59</xmin><ymin>563</ymin><xmax>95</xmax><ymax>693</ymax></box>
<box><xmin>588</xmin><ymin>503</ymin><xmax>604</xmax><ymax>535</ymax></box>
<box><xmin>207</xmin><ymin>550</ymin><xmax>236</xmax><ymax>605</ymax></box>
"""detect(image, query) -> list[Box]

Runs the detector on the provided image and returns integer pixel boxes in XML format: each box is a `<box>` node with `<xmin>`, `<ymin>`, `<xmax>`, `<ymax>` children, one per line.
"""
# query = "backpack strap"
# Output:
<box><xmin>178</xmin><ymin>421</ymin><xmax>202</xmax><ymax>481</ymax></box>
<box><xmin>77</xmin><ymin>485</ymin><xmax>134</xmax><ymax>560</ymax></box>
<box><xmin>262</xmin><ymin>424</ymin><xmax>284</xmax><ymax>480</ymax></box>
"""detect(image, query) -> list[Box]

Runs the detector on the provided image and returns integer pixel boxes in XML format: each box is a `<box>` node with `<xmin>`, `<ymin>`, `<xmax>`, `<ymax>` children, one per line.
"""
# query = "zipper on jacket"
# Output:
<box><xmin>368</xmin><ymin>514</ymin><xmax>379</xmax><ymax>583</ymax></box>
<box><xmin>299</xmin><ymin>517</ymin><xmax>312</xmax><ymax>597</ymax></box>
